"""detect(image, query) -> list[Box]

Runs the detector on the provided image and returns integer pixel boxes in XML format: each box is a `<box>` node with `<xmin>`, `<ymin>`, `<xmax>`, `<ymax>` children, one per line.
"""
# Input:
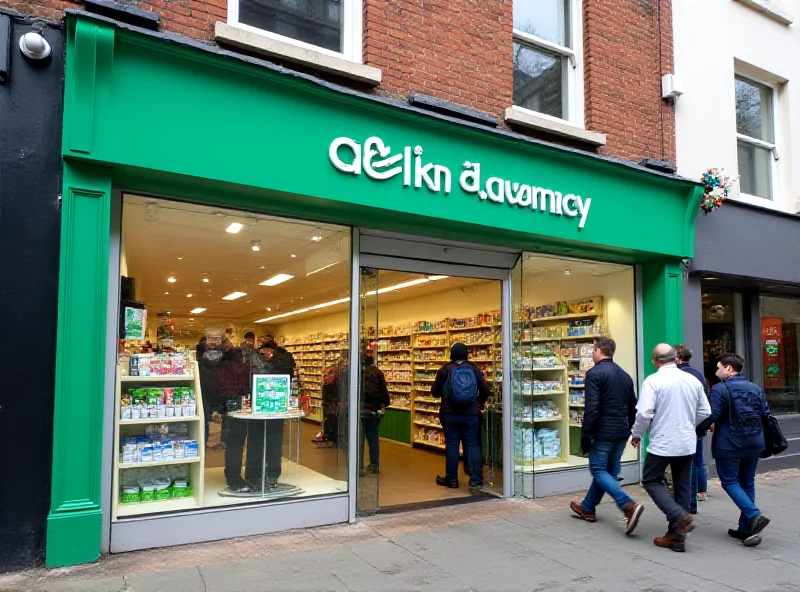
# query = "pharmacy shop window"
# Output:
<box><xmin>115</xmin><ymin>195</ymin><xmax>351</xmax><ymax>518</ymax></box>
<box><xmin>512</xmin><ymin>254</ymin><xmax>637</xmax><ymax>474</ymax></box>
<box><xmin>512</xmin><ymin>0</ymin><xmax>582</xmax><ymax>123</ymax></box>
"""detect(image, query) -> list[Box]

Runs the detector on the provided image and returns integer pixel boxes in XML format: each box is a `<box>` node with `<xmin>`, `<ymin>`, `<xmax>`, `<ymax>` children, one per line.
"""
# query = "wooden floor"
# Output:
<box><xmin>206</xmin><ymin>419</ymin><xmax>502</xmax><ymax>508</ymax></box>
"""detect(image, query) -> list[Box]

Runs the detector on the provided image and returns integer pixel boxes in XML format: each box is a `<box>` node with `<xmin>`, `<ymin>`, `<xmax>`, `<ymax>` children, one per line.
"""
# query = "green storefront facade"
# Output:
<box><xmin>48</xmin><ymin>13</ymin><xmax>701</xmax><ymax>567</ymax></box>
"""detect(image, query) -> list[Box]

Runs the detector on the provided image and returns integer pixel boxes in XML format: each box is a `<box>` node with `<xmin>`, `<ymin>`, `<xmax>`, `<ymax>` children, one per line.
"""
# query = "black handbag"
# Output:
<box><xmin>760</xmin><ymin>414</ymin><xmax>788</xmax><ymax>459</ymax></box>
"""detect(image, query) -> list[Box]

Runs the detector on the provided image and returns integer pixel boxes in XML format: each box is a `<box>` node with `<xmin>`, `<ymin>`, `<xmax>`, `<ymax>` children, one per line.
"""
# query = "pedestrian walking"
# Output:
<box><xmin>431</xmin><ymin>342</ymin><xmax>492</xmax><ymax>493</ymax></box>
<box><xmin>631</xmin><ymin>344</ymin><xmax>710</xmax><ymax>552</ymax></box>
<box><xmin>360</xmin><ymin>352</ymin><xmax>390</xmax><ymax>475</ymax></box>
<box><xmin>674</xmin><ymin>345</ymin><xmax>710</xmax><ymax>513</ymax></box>
<box><xmin>570</xmin><ymin>337</ymin><xmax>644</xmax><ymax>535</ymax></box>
<box><xmin>696</xmin><ymin>353</ymin><xmax>771</xmax><ymax>547</ymax></box>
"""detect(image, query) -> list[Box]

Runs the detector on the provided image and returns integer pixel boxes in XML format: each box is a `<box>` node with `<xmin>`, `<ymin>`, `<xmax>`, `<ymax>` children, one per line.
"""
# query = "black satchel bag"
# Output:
<box><xmin>760</xmin><ymin>414</ymin><xmax>788</xmax><ymax>459</ymax></box>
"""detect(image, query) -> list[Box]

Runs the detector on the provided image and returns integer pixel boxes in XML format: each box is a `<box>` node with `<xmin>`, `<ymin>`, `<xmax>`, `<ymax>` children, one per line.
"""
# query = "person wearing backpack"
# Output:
<box><xmin>696</xmin><ymin>353</ymin><xmax>771</xmax><ymax>547</ymax></box>
<box><xmin>431</xmin><ymin>342</ymin><xmax>492</xmax><ymax>492</ymax></box>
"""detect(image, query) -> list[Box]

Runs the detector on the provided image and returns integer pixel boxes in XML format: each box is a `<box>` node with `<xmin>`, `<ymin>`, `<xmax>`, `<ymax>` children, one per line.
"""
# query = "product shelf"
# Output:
<box><xmin>413</xmin><ymin>439</ymin><xmax>446</xmax><ymax>450</ymax></box>
<box><xmin>116</xmin><ymin>497</ymin><xmax>198</xmax><ymax>518</ymax></box>
<box><xmin>120</xmin><ymin>415</ymin><xmax>201</xmax><ymax>425</ymax></box>
<box><xmin>119</xmin><ymin>456</ymin><xmax>202</xmax><ymax>469</ymax></box>
<box><xmin>121</xmin><ymin>374</ymin><xmax>196</xmax><ymax>383</ymax></box>
<box><xmin>414</xmin><ymin>421</ymin><xmax>443</xmax><ymax>429</ymax></box>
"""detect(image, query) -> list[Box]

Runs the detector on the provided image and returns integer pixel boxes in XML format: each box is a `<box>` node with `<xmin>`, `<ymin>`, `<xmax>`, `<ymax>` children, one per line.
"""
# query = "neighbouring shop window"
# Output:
<box><xmin>701</xmin><ymin>292</ymin><xmax>737</xmax><ymax>387</ymax></box>
<box><xmin>760</xmin><ymin>296</ymin><xmax>800</xmax><ymax>415</ymax></box>
<box><xmin>232</xmin><ymin>0</ymin><xmax>360</xmax><ymax>59</ymax></box>
<box><xmin>511</xmin><ymin>254</ymin><xmax>637</xmax><ymax>485</ymax></box>
<box><xmin>513</xmin><ymin>0</ymin><xmax>578</xmax><ymax>122</ymax></box>
<box><xmin>735</xmin><ymin>75</ymin><xmax>776</xmax><ymax>201</ymax></box>
<box><xmin>114</xmin><ymin>195</ymin><xmax>351</xmax><ymax>519</ymax></box>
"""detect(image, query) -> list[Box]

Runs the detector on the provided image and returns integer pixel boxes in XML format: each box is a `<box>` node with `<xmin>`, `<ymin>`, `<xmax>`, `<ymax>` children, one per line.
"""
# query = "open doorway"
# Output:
<box><xmin>356</xmin><ymin>268</ymin><xmax>504</xmax><ymax>513</ymax></box>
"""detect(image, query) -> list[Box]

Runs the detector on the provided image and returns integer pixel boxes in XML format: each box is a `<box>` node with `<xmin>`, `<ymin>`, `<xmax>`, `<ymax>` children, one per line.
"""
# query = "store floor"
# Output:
<box><xmin>206</xmin><ymin>418</ymin><xmax>501</xmax><ymax>509</ymax></box>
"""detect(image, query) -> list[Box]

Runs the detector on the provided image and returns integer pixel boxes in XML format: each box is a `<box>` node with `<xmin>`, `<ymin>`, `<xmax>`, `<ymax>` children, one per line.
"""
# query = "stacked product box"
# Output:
<box><xmin>119</xmin><ymin>465</ymin><xmax>193</xmax><ymax>504</ymax></box>
<box><xmin>121</xmin><ymin>386</ymin><xmax>197</xmax><ymax>420</ymax></box>
<box><xmin>120</xmin><ymin>424</ymin><xmax>198</xmax><ymax>464</ymax></box>
<box><xmin>129</xmin><ymin>352</ymin><xmax>191</xmax><ymax>377</ymax></box>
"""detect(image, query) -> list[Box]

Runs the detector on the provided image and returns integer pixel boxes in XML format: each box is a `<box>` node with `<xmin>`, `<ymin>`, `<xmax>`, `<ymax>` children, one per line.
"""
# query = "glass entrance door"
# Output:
<box><xmin>356</xmin><ymin>267</ymin><xmax>379</xmax><ymax>515</ymax></box>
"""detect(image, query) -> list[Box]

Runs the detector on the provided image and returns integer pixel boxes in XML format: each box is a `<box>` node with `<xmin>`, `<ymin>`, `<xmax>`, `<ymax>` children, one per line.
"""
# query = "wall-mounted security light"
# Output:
<box><xmin>19</xmin><ymin>31</ymin><xmax>51</xmax><ymax>60</ymax></box>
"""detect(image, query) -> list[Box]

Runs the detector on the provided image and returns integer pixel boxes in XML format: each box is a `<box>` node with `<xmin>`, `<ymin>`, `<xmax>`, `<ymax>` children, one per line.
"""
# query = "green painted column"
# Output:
<box><xmin>46</xmin><ymin>160</ymin><xmax>112</xmax><ymax>567</ymax></box>
<box><xmin>639</xmin><ymin>259</ymin><xmax>685</xmax><ymax>459</ymax></box>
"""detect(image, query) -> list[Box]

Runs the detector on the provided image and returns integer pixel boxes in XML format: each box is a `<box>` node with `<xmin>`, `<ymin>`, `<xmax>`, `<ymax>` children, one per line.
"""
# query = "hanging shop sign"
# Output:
<box><xmin>251</xmin><ymin>374</ymin><xmax>291</xmax><ymax>414</ymax></box>
<box><xmin>328</xmin><ymin>136</ymin><xmax>593</xmax><ymax>229</ymax></box>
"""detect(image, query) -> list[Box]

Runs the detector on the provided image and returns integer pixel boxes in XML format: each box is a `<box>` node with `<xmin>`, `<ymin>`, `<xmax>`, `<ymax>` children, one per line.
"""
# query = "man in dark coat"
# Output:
<box><xmin>571</xmin><ymin>337</ymin><xmax>644</xmax><ymax>535</ymax></box>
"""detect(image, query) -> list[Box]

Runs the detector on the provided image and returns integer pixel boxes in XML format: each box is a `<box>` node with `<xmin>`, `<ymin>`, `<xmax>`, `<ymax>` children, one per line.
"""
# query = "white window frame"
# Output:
<box><xmin>511</xmin><ymin>0</ymin><xmax>585</xmax><ymax>128</ymax></box>
<box><xmin>733</xmin><ymin>72</ymin><xmax>781</xmax><ymax>209</ymax></box>
<box><xmin>228</xmin><ymin>0</ymin><xmax>363</xmax><ymax>63</ymax></box>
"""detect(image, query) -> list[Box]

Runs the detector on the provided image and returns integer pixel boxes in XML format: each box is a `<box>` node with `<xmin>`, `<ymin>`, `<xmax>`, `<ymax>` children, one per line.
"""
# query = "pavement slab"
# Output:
<box><xmin>2</xmin><ymin>469</ymin><xmax>798</xmax><ymax>592</ymax></box>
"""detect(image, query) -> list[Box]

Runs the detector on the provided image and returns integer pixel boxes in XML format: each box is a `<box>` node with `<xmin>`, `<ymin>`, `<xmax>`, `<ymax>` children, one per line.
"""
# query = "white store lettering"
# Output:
<box><xmin>329</xmin><ymin>136</ymin><xmax>592</xmax><ymax>229</ymax></box>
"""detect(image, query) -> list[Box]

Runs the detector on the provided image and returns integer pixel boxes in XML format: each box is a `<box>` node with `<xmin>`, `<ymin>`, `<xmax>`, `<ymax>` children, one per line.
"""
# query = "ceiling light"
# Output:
<box><xmin>366</xmin><ymin>277</ymin><xmax>431</xmax><ymax>296</ymax></box>
<box><xmin>168</xmin><ymin>277</ymin><xmax>177</xmax><ymax>283</ymax></box>
<box><xmin>260</xmin><ymin>273</ymin><xmax>294</xmax><ymax>287</ymax></box>
<box><xmin>706</xmin><ymin>277</ymin><xmax>719</xmax><ymax>281</ymax></box>
<box><xmin>290</xmin><ymin>254</ymin><xmax>296</xmax><ymax>258</ymax></box>
<box><xmin>428</xmin><ymin>275</ymin><xmax>449</xmax><ymax>281</ymax></box>
<box><xmin>178</xmin><ymin>257</ymin><xmax>183</xmax><ymax>260</ymax></box>
<box><xmin>165</xmin><ymin>291</ymin><xmax>170</xmax><ymax>295</ymax></box>
<box><xmin>564</xmin><ymin>269</ymin><xmax>572</xmax><ymax>276</ymax></box>
<box><xmin>222</xmin><ymin>291</ymin><xmax>247</xmax><ymax>300</ymax></box>
<box><xmin>190</xmin><ymin>307</ymin><xmax>206</xmax><ymax>314</ymax></box>
<box><xmin>267</xmin><ymin>307</ymin><xmax>272</xmax><ymax>311</ymax></box>
<box><xmin>187</xmin><ymin>294</ymin><xmax>193</xmax><ymax>298</ymax></box>
<box><xmin>226</xmin><ymin>222</ymin><xmax>243</xmax><ymax>234</ymax></box>
<box><xmin>202</xmin><ymin>274</ymin><xmax>210</xmax><ymax>283</ymax></box>
<box><xmin>256</xmin><ymin>298</ymin><xmax>350</xmax><ymax>323</ymax></box>
<box><xmin>311</xmin><ymin>236</ymin><xmax>322</xmax><ymax>242</ymax></box>
<box><xmin>251</xmin><ymin>239</ymin><xmax>261</xmax><ymax>252</ymax></box>
<box><xmin>307</xmin><ymin>262</ymin><xmax>339</xmax><ymax>276</ymax></box>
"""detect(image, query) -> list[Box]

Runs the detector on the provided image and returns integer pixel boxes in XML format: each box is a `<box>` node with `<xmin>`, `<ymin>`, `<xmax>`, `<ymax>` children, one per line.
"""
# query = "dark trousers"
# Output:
<box><xmin>360</xmin><ymin>412</ymin><xmax>380</xmax><ymax>467</ymax></box>
<box><xmin>441</xmin><ymin>413</ymin><xmax>482</xmax><ymax>487</ymax></box>
<box><xmin>225</xmin><ymin>417</ymin><xmax>285</xmax><ymax>486</ymax></box>
<box><xmin>642</xmin><ymin>452</ymin><xmax>694</xmax><ymax>531</ymax></box>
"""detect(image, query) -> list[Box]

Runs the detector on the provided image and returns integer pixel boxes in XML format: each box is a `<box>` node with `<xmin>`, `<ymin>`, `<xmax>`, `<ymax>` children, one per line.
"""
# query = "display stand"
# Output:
<box><xmin>218</xmin><ymin>410</ymin><xmax>304</xmax><ymax>500</ymax></box>
<box><xmin>112</xmin><ymin>360</ymin><xmax>206</xmax><ymax>520</ymax></box>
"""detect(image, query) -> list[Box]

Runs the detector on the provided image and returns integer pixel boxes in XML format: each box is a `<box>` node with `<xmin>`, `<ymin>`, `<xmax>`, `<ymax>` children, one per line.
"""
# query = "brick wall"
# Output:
<box><xmin>0</xmin><ymin>0</ymin><xmax>675</xmax><ymax>165</ymax></box>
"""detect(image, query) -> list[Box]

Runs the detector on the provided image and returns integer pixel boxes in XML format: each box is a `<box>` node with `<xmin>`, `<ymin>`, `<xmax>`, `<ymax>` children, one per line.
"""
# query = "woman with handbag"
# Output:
<box><xmin>696</xmin><ymin>353</ymin><xmax>771</xmax><ymax>547</ymax></box>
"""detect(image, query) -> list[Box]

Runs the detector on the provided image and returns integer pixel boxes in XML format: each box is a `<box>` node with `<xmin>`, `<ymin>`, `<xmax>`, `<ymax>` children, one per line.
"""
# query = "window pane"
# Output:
<box><xmin>737</xmin><ymin>140</ymin><xmax>773</xmax><ymax>200</ymax></box>
<box><xmin>735</xmin><ymin>77</ymin><xmax>774</xmax><ymax>143</ymax></box>
<box><xmin>239</xmin><ymin>0</ymin><xmax>343</xmax><ymax>54</ymax></box>
<box><xmin>760</xmin><ymin>296</ymin><xmax>800</xmax><ymax>415</ymax></box>
<box><xmin>513</xmin><ymin>44</ymin><xmax>565</xmax><ymax>120</ymax></box>
<box><xmin>513</xmin><ymin>0</ymin><xmax>570</xmax><ymax>47</ymax></box>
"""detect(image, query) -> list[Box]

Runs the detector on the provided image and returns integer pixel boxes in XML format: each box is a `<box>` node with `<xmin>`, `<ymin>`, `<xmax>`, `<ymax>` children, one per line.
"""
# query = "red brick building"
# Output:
<box><xmin>2</xmin><ymin>0</ymin><xmax>676</xmax><ymax>164</ymax></box>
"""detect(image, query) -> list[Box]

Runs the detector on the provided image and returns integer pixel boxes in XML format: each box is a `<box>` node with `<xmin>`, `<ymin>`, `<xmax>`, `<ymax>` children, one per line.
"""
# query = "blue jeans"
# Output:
<box><xmin>441</xmin><ymin>413</ymin><xmax>481</xmax><ymax>487</ymax></box>
<box><xmin>690</xmin><ymin>436</ymin><xmax>708</xmax><ymax>507</ymax></box>
<box><xmin>360</xmin><ymin>413</ymin><xmax>380</xmax><ymax>467</ymax></box>
<box><xmin>581</xmin><ymin>439</ymin><xmax>634</xmax><ymax>513</ymax></box>
<box><xmin>715</xmin><ymin>454</ymin><xmax>760</xmax><ymax>532</ymax></box>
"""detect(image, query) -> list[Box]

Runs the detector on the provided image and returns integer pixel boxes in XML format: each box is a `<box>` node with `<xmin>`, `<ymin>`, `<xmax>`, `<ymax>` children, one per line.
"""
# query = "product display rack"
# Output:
<box><xmin>112</xmin><ymin>360</ymin><xmax>206</xmax><ymax>520</ymax></box>
<box><xmin>513</xmin><ymin>296</ymin><xmax>605</xmax><ymax>470</ymax></box>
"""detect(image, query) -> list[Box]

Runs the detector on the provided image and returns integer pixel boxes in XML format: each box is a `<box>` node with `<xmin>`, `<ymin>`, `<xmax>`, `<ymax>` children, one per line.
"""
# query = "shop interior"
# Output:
<box><xmin>701</xmin><ymin>292</ymin><xmax>738</xmax><ymax>387</ymax></box>
<box><xmin>113</xmin><ymin>194</ymin><xmax>638</xmax><ymax>517</ymax></box>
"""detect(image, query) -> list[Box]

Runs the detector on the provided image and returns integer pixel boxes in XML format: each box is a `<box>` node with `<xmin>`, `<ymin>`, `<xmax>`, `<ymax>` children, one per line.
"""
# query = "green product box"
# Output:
<box><xmin>140</xmin><ymin>488</ymin><xmax>156</xmax><ymax>502</ymax></box>
<box><xmin>155</xmin><ymin>487</ymin><xmax>172</xmax><ymax>501</ymax></box>
<box><xmin>120</xmin><ymin>489</ymin><xmax>141</xmax><ymax>504</ymax></box>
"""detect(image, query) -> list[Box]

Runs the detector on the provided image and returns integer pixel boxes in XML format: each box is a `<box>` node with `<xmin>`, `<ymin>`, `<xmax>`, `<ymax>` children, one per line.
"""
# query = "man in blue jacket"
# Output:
<box><xmin>570</xmin><ymin>337</ymin><xmax>643</xmax><ymax>535</ymax></box>
<box><xmin>696</xmin><ymin>353</ymin><xmax>771</xmax><ymax>547</ymax></box>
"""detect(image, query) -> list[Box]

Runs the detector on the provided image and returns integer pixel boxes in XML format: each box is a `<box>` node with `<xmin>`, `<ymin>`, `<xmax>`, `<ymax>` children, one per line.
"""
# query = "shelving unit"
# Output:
<box><xmin>112</xmin><ymin>361</ymin><xmax>206</xmax><ymax>520</ymax></box>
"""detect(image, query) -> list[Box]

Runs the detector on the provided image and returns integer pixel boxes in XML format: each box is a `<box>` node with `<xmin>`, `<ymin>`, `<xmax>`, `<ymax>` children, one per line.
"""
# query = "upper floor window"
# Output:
<box><xmin>512</xmin><ymin>1</ymin><xmax>580</xmax><ymax>123</ymax></box>
<box><xmin>735</xmin><ymin>75</ymin><xmax>776</xmax><ymax>201</ymax></box>
<box><xmin>230</xmin><ymin>0</ymin><xmax>361</xmax><ymax>61</ymax></box>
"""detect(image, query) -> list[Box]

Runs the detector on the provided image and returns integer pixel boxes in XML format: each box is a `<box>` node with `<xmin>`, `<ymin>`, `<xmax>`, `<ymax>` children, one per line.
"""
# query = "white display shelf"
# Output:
<box><xmin>119</xmin><ymin>415</ymin><xmax>201</xmax><ymax>425</ymax></box>
<box><xmin>569</xmin><ymin>385</ymin><xmax>585</xmax><ymax>389</ymax></box>
<box><xmin>569</xmin><ymin>423</ymin><xmax>583</xmax><ymax>428</ymax></box>
<box><xmin>516</xmin><ymin>416</ymin><xmax>563</xmax><ymax>423</ymax></box>
<box><xmin>414</xmin><ymin>421</ymin><xmax>443</xmax><ymax>429</ymax></box>
<box><xmin>414</xmin><ymin>408</ymin><xmax>439</xmax><ymax>414</ymax></box>
<box><xmin>116</xmin><ymin>497</ymin><xmax>198</xmax><ymax>518</ymax></box>
<box><xmin>522</xmin><ymin>391</ymin><xmax>565</xmax><ymax>396</ymax></box>
<box><xmin>569</xmin><ymin>404</ymin><xmax>585</xmax><ymax>408</ymax></box>
<box><xmin>121</xmin><ymin>374</ymin><xmax>195</xmax><ymax>383</ymax></box>
<box><xmin>387</xmin><ymin>406</ymin><xmax>411</xmax><ymax>411</ymax></box>
<box><xmin>119</xmin><ymin>456</ymin><xmax>202</xmax><ymax>469</ymax></box>
<box><xmin>414</xmin><ymin>439</ymin><xmax>446</xmax><ymax>450</ymax></box>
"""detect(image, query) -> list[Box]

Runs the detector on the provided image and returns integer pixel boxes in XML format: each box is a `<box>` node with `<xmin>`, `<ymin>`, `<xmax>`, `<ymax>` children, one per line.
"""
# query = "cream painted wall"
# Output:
<box><xmin>673</xmin><ymin>0</ymin><xmax>799</xmax><ymax>213</ymax></box>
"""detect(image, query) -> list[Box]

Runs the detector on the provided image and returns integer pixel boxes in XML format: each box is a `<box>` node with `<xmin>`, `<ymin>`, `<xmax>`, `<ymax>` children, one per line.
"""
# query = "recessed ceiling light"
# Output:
<box><xmin>202</xmin><ymin>274</ymin><xmax>210</xmax><ymax>283</ymax></box>
<box><xmin>165</xmin><ymin>291</ymin><xmax>170</xmax><ymax>295</ymax></box>
<box><xmin>564</xmin><ymin>269</ymin><xmax>572</xmax><ymax>276</ymax></box>
<box><xmin>290</xmin><ymin>254</ymin><xmax>296</xmax><ymax>258</ymax></box>
<box><xmin>187</xmin><ymin>294</ymin><xmax>193</xmax><ymax>298</ymax></box>
<box><xmin>222</xmin><ymin>291</ymin><xmax>247</xmax><ymax>300</ymax></box>
<box><xmin>311</xmin><ymin>236</ymin><xmax>322</xmax><ymax>242</ymax></box>
<box><xmin>190</xmin><ymin>307</ymin><xmax>206</xmax><ymax>314</ymax></box>
<box><xmin>260</xmin><ymin>273</ymin><xmax>294</xmax><ymax>287</ymax></box>
<box><xmin>267</xmin><ymin>307</ymin><xmax>272</xmax><ymax>311</ymax></box>
<box><xmin>251</xmin><ymin>239</ymin><xmax>261</xmax><ymax>252</ymax></box>
<box><xmin>226</xmin><ymin>222</ymin><xmax>243</xmax><ymax>234</ymax></box>
<box><xmin>178</xmin><ymin>257</ymin><xmax>183</xmax><ymax>260</ymax></box>
<box><xmin>168</xmin><ymin>277</ymin><xmax>177</xmax><ymax>283</ymax></box>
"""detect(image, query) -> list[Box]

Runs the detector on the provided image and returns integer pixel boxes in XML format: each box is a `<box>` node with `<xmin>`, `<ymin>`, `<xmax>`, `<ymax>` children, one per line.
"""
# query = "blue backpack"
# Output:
<box><xmin>446</xmin><ymin>362</ymin><xmax>479</xmax><ymax>405</ymax></box>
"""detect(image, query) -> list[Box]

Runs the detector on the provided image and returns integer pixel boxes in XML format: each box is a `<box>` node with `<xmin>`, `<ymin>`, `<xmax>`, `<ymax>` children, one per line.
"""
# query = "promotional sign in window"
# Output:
<box><xmin>124</xmin><ymin>306</ymin><xmax>147</xmax><ymax>341</ymax></box>
<box><xmin>251</xmin><ymin>374</ymin><xmax>291</xmax><ymax>414</ymax></box>
<box><xmin>762</xmin><ymin>318</ymin><xmax>785</xmax><ymax>388</ymax></box>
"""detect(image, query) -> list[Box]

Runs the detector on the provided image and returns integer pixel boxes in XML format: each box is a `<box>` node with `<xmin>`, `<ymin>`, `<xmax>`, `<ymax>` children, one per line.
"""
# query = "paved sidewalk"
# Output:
<box><xmin>3</xmin><ymin>469</ymin><xmax>799</xmax><ymax>592</ymax></box>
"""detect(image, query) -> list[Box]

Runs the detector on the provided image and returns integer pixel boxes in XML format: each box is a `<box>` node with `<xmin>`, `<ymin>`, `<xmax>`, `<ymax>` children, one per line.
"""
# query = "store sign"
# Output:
<box><xmin>251</xmin><ymin>374</ymin><xmax>290</xmax><ymax>414</ymax></box>
<box><xmin>328</xmin><ymin>136</ymin><xmax>592</xmax><ymax>229</ymax></box>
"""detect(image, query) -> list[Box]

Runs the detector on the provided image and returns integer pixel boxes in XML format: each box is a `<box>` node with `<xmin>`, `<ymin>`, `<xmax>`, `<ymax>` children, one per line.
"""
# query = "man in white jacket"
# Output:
<box><xmin>631</xmin><ymin>344</ymin><xmax>711</xmax><ymax>552</ymax></box>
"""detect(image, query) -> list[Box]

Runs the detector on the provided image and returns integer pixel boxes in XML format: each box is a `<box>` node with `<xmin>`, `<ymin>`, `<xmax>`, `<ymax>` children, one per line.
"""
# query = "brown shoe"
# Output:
<box><xmin>674</xmin><ymin>513</ymin><xmax>695</xmax><ymax>535</ymax></box>
<box><xmin>570</xmin><ymin>501</ymin><xmax>596</xmax><ymax>523</ymax></box>
<box><xmin>622</xmin><ymin>502</ymin><xmax>644</xmax><ymax>535</ymax></box>
<box><xmin>654</xmin><ymin>532</ymin><xmax>685</xmax><ymax>552</ymax></box>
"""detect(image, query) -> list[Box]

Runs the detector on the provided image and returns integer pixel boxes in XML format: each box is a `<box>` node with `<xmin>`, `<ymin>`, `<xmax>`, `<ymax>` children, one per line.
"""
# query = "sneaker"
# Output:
<box><xmin>748</xmin><ymin>515</ymin><xmax>770</xmax><ymax>538</ymax></box>
<box><xmin>227</xmin><ymin>479</ymin><xmax>253</xmax><ymax>493</ymax></box>
<box><xmin>728</xmin><ymin>528</ymin><xmax>763</xmax><ymax>547</ymax></box>
<box><xmin>674</xmin><ymin>513</ymin><xmax>695</xmax><ymax>535</ymax></box>
<box><xmin>436</xmin><ymin>475</ymin><xmax>458</xmax><ymax>489</ymax></box>
<box><xmin>570</xmin><ymin>501</ymin><xmax>596</xmax><ymax>523</ymax></box>
<box><xmin>696</xmin><ymin>492</ymin><xmax>707</xmax><ymax>502</ymax></box>
<box><xmin>728</xmin><ymin>528</ymin><xmax>748</xmax><ymax>541</ymax></box>
<box><xmin>622</xmin><ymin>502</ymin><xmax>644</xmax><ymax>535</ymax></box>
<box><xmin>743</xmin><ymin>534</ymin><xmax>763</xmax><ymax>548</ymax></box>
<box><xmin>654</xmin><ymin>532</ymin><xmax>685</xmax><ymax>552</ymax></box>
